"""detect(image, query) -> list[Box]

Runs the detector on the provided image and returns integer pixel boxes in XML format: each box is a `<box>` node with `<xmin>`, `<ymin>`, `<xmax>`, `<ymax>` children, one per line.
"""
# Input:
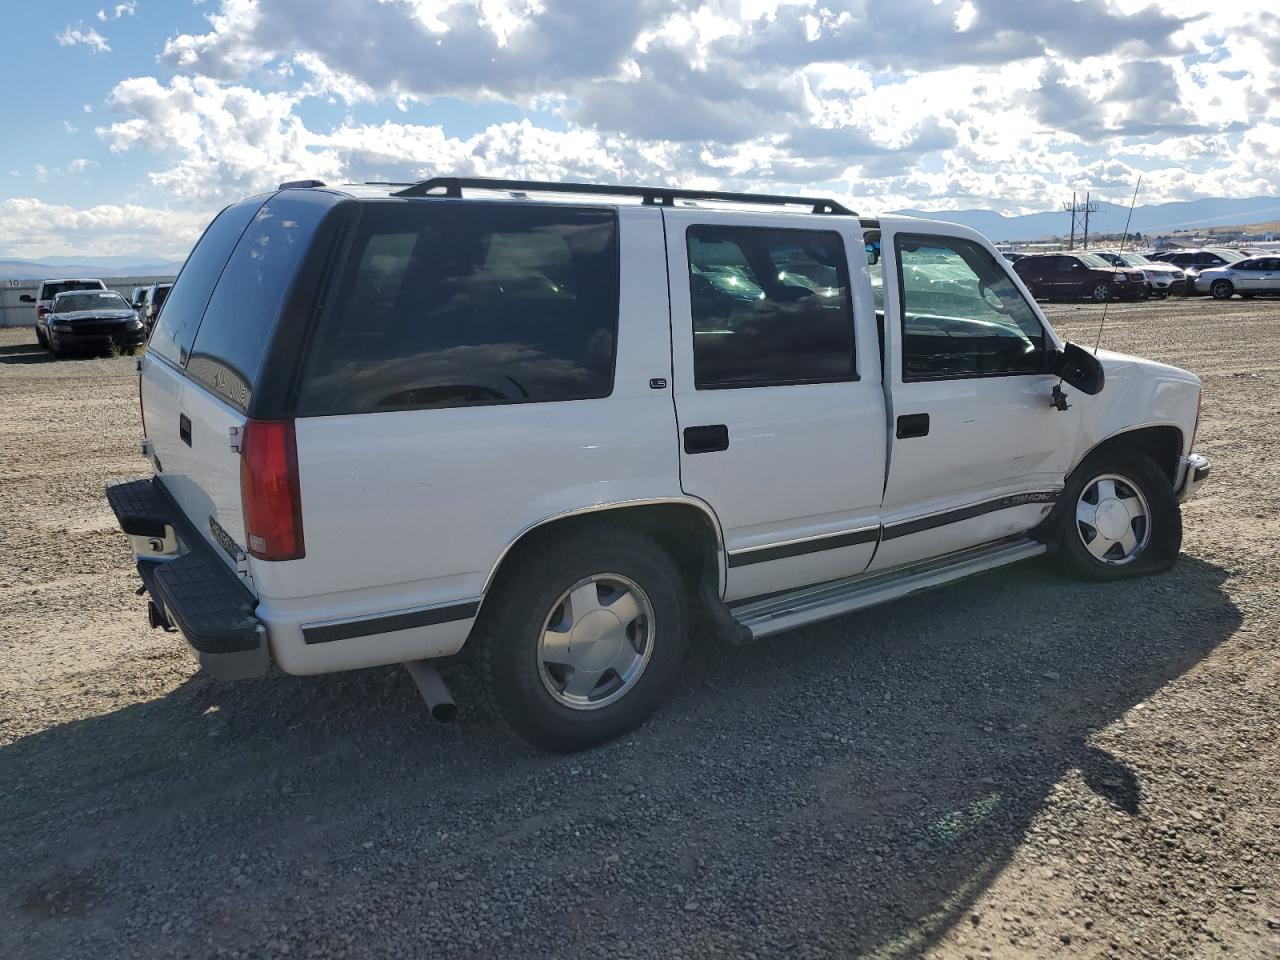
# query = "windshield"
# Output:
<box><xmin>1215</xmin><ymin>249</ymin><xmax>1247</xmax><ymax>263</ymax></box>
<box><xmin>54</xmin><ymin>292</ymin><xmax>130</xmax><ymax>312</ymax></box>
<box><xmin>1119</xmin><ymin>253</ymin><xmax>1152</xmax><ymax>265</ymax></box>
<box><xmin>1077</xmin><ymin>254</ymin><xmax>1112</xmax><ymax>269</ymax></box>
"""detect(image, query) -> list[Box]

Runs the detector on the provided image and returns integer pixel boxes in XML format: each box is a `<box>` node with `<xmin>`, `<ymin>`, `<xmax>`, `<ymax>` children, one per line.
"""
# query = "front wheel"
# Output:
<box><xmin>1055</xmin><ymin>447</ymin><xmax>1182</xmax><ymax>581</ymax></box>
<box><xmin>473</xmin><ymin>525</ymin><xmax>690</xmax><ymax>752</ymax></box>
<box><xmin>1210</xmin><ymin>279</ymin><xmax>1234</xmax><ymax>300</ymax></box>
<box><xmin>1090</xmin><ymin>283</ymin><xmax>1111</xmax><ymax>303</ymax></box>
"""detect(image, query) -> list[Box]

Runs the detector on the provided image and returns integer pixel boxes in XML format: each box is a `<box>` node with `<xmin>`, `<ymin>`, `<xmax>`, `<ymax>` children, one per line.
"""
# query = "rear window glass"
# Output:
<box><xmin>186</xmin><ymin>192</ymin><xmax>331</xmax><ymax>409</ymax></box>
<box><xmin>149</xmin><ymin>199</ymin><xmax>265</xmax><ymax>367</ymax></box>
<box><xmin>153</xmin><ymin>285</ymin><xmax>171</xmax><ymax>308</ymax></box>
<box><xmin>42</xmin><ymin>280</ymin><xmax>103</xmax><ymax>299</ymax></box>
<box><xmin>296</xmin><ymin>201</ymin><xmax>619</xmax><ymax>415</ymax></box>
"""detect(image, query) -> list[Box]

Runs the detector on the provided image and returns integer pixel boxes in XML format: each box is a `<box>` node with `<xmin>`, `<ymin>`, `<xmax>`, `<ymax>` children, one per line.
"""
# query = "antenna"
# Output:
<box><xmin>1092</xmin><ymin>176</ymin><xmax>1142</xmax><ymax>356</ymax></box>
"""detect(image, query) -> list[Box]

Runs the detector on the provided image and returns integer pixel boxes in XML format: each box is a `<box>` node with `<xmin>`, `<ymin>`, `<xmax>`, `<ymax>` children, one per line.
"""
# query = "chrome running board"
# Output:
<box><xmin>732</xmin><ymin>536</ymin><xmax>1048</xmax><ymax>639</ymax></box>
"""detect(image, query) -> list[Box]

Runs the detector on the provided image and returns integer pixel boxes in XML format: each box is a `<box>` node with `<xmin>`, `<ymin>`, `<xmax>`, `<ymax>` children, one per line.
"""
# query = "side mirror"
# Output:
<box><xmin>1053</xmin><ymin>341</ymin><xmax>1104</xmax><ymax>395</ymax></box>
<box><xmin>19</xmin><ymin>294</ymin><xmax>35</xmax><ymax>303</ymax></box>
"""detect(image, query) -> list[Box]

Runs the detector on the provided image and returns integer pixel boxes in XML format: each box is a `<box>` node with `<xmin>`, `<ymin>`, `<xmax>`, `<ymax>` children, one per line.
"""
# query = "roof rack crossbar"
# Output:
<box><xmin>392</xmin><ymin>177</ymin><xmax>856</xmax><ymax>216</ymax></box>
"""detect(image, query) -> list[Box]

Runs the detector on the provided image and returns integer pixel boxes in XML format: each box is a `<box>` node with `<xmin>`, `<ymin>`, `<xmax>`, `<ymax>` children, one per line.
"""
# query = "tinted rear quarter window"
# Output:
<box><xmin>296</xmin><ymin>200</ymin><xmax>620</xmax><ymax>415</ymax></box>
<box><xmin>186</xmin><ymin>191</ymin><xmax>333</xmax><ymax>409</ymax></box>
<box><xmin>149</xmin><ymin>199</ymin><xmax>266</xmax><ymax>367</ymax></box>
<box><xmin>42</xmin><ymin>280</ymin><xmax>104</xmax><ymax>300</ymax></box>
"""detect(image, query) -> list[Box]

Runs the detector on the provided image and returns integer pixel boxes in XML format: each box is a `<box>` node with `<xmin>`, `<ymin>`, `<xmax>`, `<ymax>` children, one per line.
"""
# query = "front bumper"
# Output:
<box><xmin>1176</xmin><ymin>454</ymin><xmax>1210</xmax><ymax>502</ymax></box>
<box><xmin>53</xmin><ymin>324</ymin><xmax>147</xmax><ymax>349</ymax></box>
<box><xmin>106</xmin><ymin>477</ymin><xmax>269</xmax><ymax>679</ymax></box>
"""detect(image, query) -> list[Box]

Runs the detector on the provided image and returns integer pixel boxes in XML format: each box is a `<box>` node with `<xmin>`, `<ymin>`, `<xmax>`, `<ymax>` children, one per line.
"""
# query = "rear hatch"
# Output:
<box><xmin>141</xmin><ymin>189</ymin><xmax>337</xmax><ymax>575</ymax></box>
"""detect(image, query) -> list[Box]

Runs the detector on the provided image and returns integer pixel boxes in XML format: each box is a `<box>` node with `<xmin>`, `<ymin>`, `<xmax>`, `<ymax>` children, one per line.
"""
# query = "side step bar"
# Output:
<box><xmin>732</xmin><ymin>536</ymin><xmax>1048</xmax><ymax>639</ymax></box>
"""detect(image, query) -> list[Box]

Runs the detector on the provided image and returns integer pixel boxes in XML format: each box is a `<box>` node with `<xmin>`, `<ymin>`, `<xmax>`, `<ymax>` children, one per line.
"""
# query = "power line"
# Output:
<box><xmin>1063</xmin><ymin>191</ymin><xmax>1099</xmax><ymax>250</ymax></box>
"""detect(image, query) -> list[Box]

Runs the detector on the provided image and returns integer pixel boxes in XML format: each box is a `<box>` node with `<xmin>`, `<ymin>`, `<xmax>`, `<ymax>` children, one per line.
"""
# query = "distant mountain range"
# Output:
<box><xmin>0</xmin><ymin>255</ymin><xmax>183</xmax><ymax>281</ymax></box>
<box><xmin>3</xmin><ymin>196</ymin><xmax>1278</xmax><ymax>273</ymax></box>
<box><xmin>892</xmin><ymin>196</ymin><xmax>1280</xmax><ymax>242</ymax></box>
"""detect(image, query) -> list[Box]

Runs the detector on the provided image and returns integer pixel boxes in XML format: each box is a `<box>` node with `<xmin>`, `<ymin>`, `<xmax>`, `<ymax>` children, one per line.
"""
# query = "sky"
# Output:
<box><xmin>1</xmin><ymin>0</ymin><xmax>1278</xmax><ymax>260</ymax></box>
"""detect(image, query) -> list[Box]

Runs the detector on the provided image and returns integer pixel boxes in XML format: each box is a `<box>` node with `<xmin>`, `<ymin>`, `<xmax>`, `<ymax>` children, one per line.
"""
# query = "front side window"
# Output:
<box><xmin>686</xmin><ymin>225</ymin><xmax>856</xmax><ymax>389</ymax></box>
<box><xmin>297</xmin><ymin>201</ymin><xmax>619</xmax><ymax>415</ymax></box>
<box><xmin>895</xmin><ymin>234</ymin><xmax>1047</xmax><ymax>380</ymax></box>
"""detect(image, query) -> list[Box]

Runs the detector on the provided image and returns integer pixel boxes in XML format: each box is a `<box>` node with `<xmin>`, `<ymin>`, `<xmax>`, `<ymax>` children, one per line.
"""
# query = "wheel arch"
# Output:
<box><xmin>479</xmin><ymin>499</ymin><xmax>727</xmax><ymax>606</ymax></box>
<box><xmin>1076</xmin><ymin>424</ymin><xmax>1184</xmax><ymax>487</ymax></box>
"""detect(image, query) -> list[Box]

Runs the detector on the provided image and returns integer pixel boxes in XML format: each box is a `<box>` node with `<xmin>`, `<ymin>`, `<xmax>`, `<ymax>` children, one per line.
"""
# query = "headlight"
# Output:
<box><xmin>53</xmin><ymin>323</ymin><xmax>72</xmax><ymax>332</ymax></box>
<box><xmin>128</xmin><ymin>319</ymin><xmax>143</xmax><ymax>329</ymax></box>
<box><xmin>1114</xmin><ymin>274</ymin><xmax>1128</xmax><ymax>282</ymax></box>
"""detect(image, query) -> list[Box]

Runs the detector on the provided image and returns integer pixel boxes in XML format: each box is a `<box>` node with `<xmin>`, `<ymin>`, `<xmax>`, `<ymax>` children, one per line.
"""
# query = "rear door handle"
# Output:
<box><xmin>896</xmin><ymin>413</ymin><xmax>930</xmax><ymax>439</ymax></box>
<box><xmin>179</xmin><ymin>413</ymin><xmax>192</xmax><ymax>447</ymax></box>
<box><xmin>683</xmin><ymin>424</ymin><xmax>729</xmax><ymax>454</ymax></box>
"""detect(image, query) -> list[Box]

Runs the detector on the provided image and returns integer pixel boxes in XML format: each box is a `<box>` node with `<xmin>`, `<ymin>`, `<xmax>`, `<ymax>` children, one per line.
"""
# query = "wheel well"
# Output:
<box><xmin>1094</xmin><ymin>425</ymin><xmax>1183</xmax><ymax>485</ymax></box>
<box><xmin>484</xmin><ymin>503</ymin><xmax>723</xmax><ymax>599</ymax></box>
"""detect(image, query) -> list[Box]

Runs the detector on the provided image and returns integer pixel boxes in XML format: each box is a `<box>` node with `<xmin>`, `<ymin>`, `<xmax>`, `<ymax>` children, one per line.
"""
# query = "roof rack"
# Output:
<box><xmin>391</xmin><ymin>176</ymin><xmax>856</xmax><ymax>216</ymax></box>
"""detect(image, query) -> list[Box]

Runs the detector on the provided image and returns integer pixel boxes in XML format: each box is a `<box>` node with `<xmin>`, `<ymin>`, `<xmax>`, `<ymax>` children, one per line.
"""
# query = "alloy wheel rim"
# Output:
<box><xmin>1075</xmin><ymin>473</ymin><xmax>1151</xmax><ymax>566</ymax></box>
<box><xmin>537</xmin><ymin>573</ymin><xmax>655</xmax><ymax>710</ymax></box>
<box><xmin>1093</xmin><ymin>284</ymin><xmax>1109</xmax><ymax>301</ymax></box>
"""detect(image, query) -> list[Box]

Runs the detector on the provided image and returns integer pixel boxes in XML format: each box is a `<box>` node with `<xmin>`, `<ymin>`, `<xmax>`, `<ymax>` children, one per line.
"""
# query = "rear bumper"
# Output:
<box><xmin>1176</xmin><ymin>454</ymin><xmax>1210</xmax><ymax>502</ymax></box>
<box><xmin>106</xmin><ymin>478</ymin><xmax>269</xmax><ymax>679</ymax></box>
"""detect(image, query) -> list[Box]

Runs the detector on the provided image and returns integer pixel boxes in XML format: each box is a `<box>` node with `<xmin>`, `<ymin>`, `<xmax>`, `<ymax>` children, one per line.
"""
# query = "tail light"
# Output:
<box><xmin>36</xmin><ymin>305</ymin><xmax>48</xmax><ymax>320</ymax></box>
<box><xmin>240</xmin><ymin>419</ymin><xmax>305</xmax><ymax>561</ymax></box>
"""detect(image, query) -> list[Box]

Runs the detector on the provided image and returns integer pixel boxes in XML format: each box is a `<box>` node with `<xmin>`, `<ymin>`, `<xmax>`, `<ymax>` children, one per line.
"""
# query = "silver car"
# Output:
<box><xmin>1195</xmin><ymin>256</ymin><xmax>1280</xmax><ymax>299</ymax></box>
<box><xmin>1094</xmin><ymin>251</ymin><xmax>1187</xmax><ymax>298</ymax></box>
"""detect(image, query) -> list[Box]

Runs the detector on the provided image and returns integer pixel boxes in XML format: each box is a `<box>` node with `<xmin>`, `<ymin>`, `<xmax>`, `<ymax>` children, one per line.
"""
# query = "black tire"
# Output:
<box><xmin>1090</xmin><ymin>282</ymin><xmax>1111</xmax><ymax>303</ymax></box>
<box><xmin>35</xmin><ymin>327</ymin><xmax>48</xmax><ymax>350</ymax></box>
<box><xmin>1139</xmin><ymin>284</ymin><xmax>1151</xmax><ymax>301</ymax></box>
<box><xmin>1210</xmin><ymin>279</ymin><xmax>1233</xmax><ymax>300</ymax></box>
<box><xmin>473</xmin><ymin>524</ymin><xmax>690</xmax><ymax>752</ymax></box>
<box><xmin>1054</xmin><ymin>446</ymin><xmax>1182</xmax><ymax>582</ymax></box>
<box><xmin>48</xmin><ymin>337</ymin><xmax>64</xmax><ymax>359</ymax></box>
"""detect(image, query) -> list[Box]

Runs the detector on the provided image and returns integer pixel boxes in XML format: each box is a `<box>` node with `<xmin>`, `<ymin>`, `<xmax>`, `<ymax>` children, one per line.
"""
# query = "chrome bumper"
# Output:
<box><xmin>1176</xmin><ymin>454</ymin><xmax>1210</xmax><ymax>502</ymax></box>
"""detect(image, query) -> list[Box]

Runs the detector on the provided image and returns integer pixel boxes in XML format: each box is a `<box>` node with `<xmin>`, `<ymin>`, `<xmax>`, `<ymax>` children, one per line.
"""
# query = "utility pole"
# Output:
<box><xmin>1063</xmin><ymin>191</ymin><xmax>1099</xmax><ymax>251</ymax></box>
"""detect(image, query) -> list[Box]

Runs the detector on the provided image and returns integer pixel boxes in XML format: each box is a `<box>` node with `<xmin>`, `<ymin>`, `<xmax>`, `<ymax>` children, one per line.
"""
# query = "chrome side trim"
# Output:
<box><xmin>301</xmin><ymin>597</ymin><xmax>482</xmax><ymax>645</ymax></box>
<box><xmin>727</xmin><ymin>524</ymin><xmax>880</xmax><ymax>568</ymax></box>
<box><xmin>479</xmin><ymin>497</ymin><xmax>728</xmax><ymax>597</ymax></box>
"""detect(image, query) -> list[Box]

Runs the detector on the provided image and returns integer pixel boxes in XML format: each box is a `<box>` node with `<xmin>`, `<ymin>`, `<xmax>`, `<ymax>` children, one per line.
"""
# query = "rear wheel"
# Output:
<box><xmin>474</xmin><ymin>525</ymin><xmax>690</xmax><ymax>752</ymax></box>
<box><xmin>34</xmin><ymin>327</ymin><xmax>48</xmax><ymax>350</ymax></box>
<box><xmin>1090</xmin><ymin>283</ymin><xmax>1111</xmax><ymax>302</ymax></box>
<box><xmin>1055</xmin><ymin>447</ymin><xmax>1181</xmax><ymax>581</ymax></box>
<box><xmin>1210</xmin><ymin>279</ymin><xmax>1234</xmax><ymax>300</ymax></box>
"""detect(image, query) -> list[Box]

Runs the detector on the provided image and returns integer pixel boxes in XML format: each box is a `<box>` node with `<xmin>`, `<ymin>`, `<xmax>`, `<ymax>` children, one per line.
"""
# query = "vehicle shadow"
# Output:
<box><xmin>0</xmin><ymin>555</ymin><xmax>1241</xmax><ymax>959</ymax></box>
<box><xmin>0</xmin><ymin>340</ymin><xmax>51</xmax><ymax>364</ymax></box>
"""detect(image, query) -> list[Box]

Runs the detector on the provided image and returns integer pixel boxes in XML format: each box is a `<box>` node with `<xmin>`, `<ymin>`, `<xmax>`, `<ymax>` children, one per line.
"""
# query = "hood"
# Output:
<box><xmin>51</xmin><ymin>308</ymin><xmax>138</xmax><ymax>321</ymax></box>
<box><xmin>1138</xmin><ymin>262</ymin><xmax>1184</xmax><ymax>275</ymax></box>
<box><xmin>1095</xmin><ymin>347</ymin><xmax>1201</xmax><ymax>387</ymax></box>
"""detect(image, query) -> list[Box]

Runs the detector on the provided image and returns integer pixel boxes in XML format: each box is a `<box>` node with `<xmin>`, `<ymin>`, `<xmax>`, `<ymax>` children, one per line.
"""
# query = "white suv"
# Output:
<box><xmin>107</xmin><ymin>177</ymin><xmax>1210</xmax><ymax>751</ymax></box>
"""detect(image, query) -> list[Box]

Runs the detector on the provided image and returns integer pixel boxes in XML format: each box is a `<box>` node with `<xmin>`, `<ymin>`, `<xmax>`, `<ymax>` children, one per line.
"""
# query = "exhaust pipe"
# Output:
<box><xmin>402</xmin><ymin>660</ymin><xmax>458</xmax><ymax>723</ymax></box>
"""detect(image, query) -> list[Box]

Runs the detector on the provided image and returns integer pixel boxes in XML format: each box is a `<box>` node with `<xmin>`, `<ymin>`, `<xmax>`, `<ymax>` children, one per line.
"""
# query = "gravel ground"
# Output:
<box><xmin>0</xmin><ymin>297</ymin><xmax>1277</xmax><ymax>960</ymax></box>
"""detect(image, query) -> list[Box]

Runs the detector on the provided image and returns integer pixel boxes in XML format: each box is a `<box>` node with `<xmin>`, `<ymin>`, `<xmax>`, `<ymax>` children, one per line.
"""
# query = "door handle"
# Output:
<box><xmin>179</xmin><ymin>413</ymin><xmax>192</xmax><ymax>447</ymax></box>
<box><xmin>896</xmin><ymin>413</ymin><xmax>930</xmax><ymax>439</ymax></box>
<box><xmin>683</xmin><ymin>424</ymin><xmax>729</xmax><ymax>454</ymax></box>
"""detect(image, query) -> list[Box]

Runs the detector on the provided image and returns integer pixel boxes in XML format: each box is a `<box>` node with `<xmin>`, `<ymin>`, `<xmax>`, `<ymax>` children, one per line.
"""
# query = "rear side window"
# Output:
<box><xmin>685</xmin><ymin>225</ymin><xmax>856</xmax><ymax>389</ymax></box>
<box><xmin>296</xmin><ymin>201</ymin><xmax>619</xmax><ymax>415</ymax></box>
<box><xmin>186</xmin><ymin>192</ymin><xmax>332</xmax><ymax>409</ymax></box>
<box><xmin>149</xmin><ymin>199</ymin><xmax>265</xmax><ymax>367</ymax></box>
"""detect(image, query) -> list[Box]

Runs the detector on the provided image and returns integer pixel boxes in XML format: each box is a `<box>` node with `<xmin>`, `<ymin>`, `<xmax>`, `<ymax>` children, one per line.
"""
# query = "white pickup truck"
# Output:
<box><xmin>107</xmin><ymin>177</ymin><xmax>1209</xmax><ymax>751</ymax></box>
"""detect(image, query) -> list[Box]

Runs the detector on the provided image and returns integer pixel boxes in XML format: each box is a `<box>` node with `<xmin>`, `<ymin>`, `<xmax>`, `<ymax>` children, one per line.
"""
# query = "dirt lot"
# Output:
<box><xmin>1</xmin><ymin>297</ymin><xmax>1277</xmax><ymax>960</ymax></box>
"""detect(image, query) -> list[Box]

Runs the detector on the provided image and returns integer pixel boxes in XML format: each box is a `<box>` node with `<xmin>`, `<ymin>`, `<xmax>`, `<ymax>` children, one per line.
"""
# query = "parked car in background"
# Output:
<box><xmin>1151</xmin><ymin>248</ymin><xmax>1247</xmax><ymax>290</ymax></box>
<box><xmin>1012</xmin><ymin>253</ymin><xmax>1147</xmax><ymax>302</ymax></box>
<box><xmin>1093</xmin><ymin>251</ymin><xmax>1187</xmax><ymax>298</ymax></box>
<box><xmin>138</xmin><ymin>282</ymin><xmax>173</xmax><ymax>333</ymax></box>
<box><xmin>1194</xmin><ymin>256</ymin><xmax>1280</xmax><ymax>299</ymax></box>
<box><xmin>40</xmin><ymin>289</ymin><xmax>146</xmax><ymax>356</ymax></box>
<box><xmin>131</xmin><ymin>286</ymin><xmax>150</xmax><ymax>314</ymax></box>
<box><xmin>1001</xmin><ymin>251</ymin><xmax>1025</xmax><ymax>263</ymax></box>
<box><xmin>105</xmin><ymin>177</ymin><xmax>1207</xmax><ymax>752</ymax></box>
<box><xmin>18</xmin><ymin>278</ymin><xmax>107</xmax><ymax>328</ymax></box>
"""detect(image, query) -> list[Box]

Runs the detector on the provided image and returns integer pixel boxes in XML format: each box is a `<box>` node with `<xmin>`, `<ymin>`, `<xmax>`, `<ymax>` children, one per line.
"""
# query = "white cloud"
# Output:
<box><xmin>0</xmin><ymin>198</ymin><xmax>207</xmax><ymax>259</ymax></box>
<box><xmin>68</xmin><ymin>159</ymin><xmax>100</xmax><ymax>173</ymax></box>
<box><xmin>56</xmin><ymin>24</ymin><xmax>111</xmax><ymax>53</ymax></box>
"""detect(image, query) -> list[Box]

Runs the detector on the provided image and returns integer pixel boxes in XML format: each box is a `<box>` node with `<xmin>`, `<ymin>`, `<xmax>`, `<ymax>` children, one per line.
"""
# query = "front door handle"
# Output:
<box><xmin>896</xmin><ymin>413</ymin><xmax>930</xmax><ymax>439</ymax></box>
<box><xmin>179</xmin><ymin>413</ymin><xmax>192</xmax><ymax>447</ymax></box>
<box><xmin>683</xmin><ymin>424</ymin><xmax>729</xmax><ymax>454</ymax></box>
